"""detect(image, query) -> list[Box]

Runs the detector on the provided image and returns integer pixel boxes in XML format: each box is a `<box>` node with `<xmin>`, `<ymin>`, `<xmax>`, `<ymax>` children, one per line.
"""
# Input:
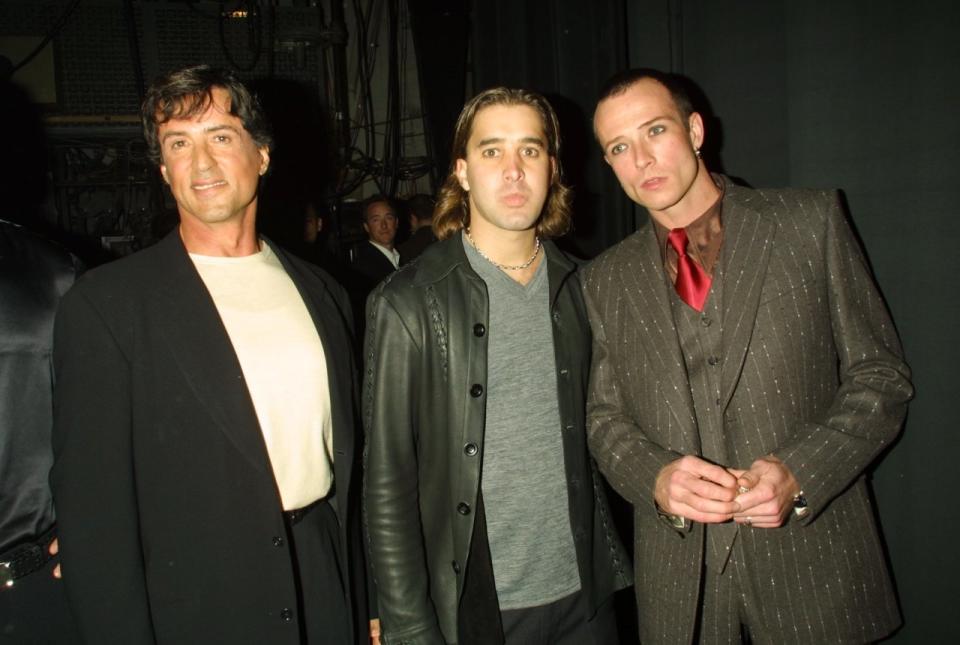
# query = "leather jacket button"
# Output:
<box><xmin>457</xmin><ymin>502</ymin><xmax>471</xmax><ymax>515</ymax></box>
<box><xmin>272</xmin><ymin>535</ymin><xmax>284</xmax><ymax>547</ymax></box>
<box><xmin>280</xmin><ymin>608</ymin><xmax>294</xmax><ymax>622</ymax></box>
<box><xmin>473</xmin><ymin>323</ymin><xmax>486</xmax><ymax>337</ymax></box>
<box><xmin>452</xmin><ymin>560</ymin><xmax>461</xmax><ymax>574</ymax></box>
<box><xmin>469</xmin><ymin>384</ymin><xmax>483</xmax><ymax>397</ymax></box>
<box><xmin>463</xmin><ymin>442</ymin><xmax>478</xmax><ymax>456</ymax></box>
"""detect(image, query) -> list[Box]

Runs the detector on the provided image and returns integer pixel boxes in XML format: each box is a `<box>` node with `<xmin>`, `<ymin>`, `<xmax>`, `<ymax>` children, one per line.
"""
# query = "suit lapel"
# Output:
<box><xmin>719</xmin><ymin>186</ymin><xmax>776</xmax><ymax>411</ymax></box>
<box><xmin>152</xmin><ymin>233</ymin><xmax>273</xmax><ymax>474</ymax></box>
<box><xmin>624</xmin><ymin>225</ymin><xmax>700</xmax><ymax>450</ymax></box>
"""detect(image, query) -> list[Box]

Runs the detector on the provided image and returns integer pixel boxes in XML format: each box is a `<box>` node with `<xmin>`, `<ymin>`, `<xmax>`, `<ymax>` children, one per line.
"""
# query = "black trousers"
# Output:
<box><xmin>499</xmin><ymin>590</ymin><xmax>619</xmax><ymax>645</ymax></box>
<box><xmin>0</xmin><ymin>557</ymin><xmax>80</xmax><ymax>644</ymax></box>
<box><xmin>287</xmin><ymin>499</ymin><xmax>354</xmax><ymax>645</ymax></box>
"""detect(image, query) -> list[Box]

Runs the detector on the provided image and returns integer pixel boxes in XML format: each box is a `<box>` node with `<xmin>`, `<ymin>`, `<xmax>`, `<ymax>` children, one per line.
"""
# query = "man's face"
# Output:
<box><xmin>363</xmin><ymin>201</ymin><xmax>399</xmax><ymax>248</ymax></box>
<box><xmin>157</xmin><ymin>86</ymin><xmax>269</xmax><ymax>231</ymax></box>
<box><xmin>594</xmin><ymin>79</ymin><xmax>705</xmax><ymax>222</ymax></box>
<box><xmin>454</xmin><ymin>104</ymin><xmax>553</xmax><ymax>237</ymax></box>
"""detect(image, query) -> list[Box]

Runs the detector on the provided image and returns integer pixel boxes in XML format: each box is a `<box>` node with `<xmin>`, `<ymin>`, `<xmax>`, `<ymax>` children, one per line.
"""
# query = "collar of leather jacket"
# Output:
<box><xmin>411</xmin><ymin>232</ymin><xmax>581</xmax><ymax>299</ymax></box>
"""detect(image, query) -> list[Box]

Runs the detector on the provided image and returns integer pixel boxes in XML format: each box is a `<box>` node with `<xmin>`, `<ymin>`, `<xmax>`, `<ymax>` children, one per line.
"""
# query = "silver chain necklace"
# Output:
<box><xmin>464</xmin><ymin>228</ymin><xmax>541</xmax><ymax>271</ymax></box>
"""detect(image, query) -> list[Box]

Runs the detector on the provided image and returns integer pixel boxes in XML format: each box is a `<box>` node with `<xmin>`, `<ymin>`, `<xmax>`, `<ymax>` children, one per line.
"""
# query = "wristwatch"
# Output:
<box><xmin>792</xmin><ymin>492</ymin><xmax>809</xmax><ymax>518</ymax></box>
<box><xmin>655</xmin><ymin>503</ymin><xmax>687</xmax><ymax>530</ymax></box>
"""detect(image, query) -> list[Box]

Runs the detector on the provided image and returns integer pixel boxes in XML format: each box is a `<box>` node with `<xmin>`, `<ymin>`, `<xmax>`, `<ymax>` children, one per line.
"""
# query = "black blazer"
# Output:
<box><xmin>51</xmin><ymin>232</ymin><xmax>366</xmax><ymax>644</ymax></box>
<box><xmin>351</xmin><ymin>241</ymin><xmax>397</xmax><ymax>294</ymax></box>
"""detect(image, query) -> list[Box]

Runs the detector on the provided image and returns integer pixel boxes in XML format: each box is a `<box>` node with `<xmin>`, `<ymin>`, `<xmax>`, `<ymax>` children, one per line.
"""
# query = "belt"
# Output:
<box><xmin>284</xmin><ymin>496</ymin><xmax>327</xmax><ymax>526</ymax></box>
<box><xmin>0</xmin><ymin>527</ymin><xmax>55</xmax><ymax>589</ymax></box>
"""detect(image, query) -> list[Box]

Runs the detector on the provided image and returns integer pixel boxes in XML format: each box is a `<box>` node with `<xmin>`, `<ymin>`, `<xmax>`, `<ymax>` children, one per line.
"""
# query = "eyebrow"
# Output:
<box><xmin>160</xmin><ymin>124</ymin><xmax>242</xmax><ymax>143</ymax></box>
<box><xmin>475</xmin><ymin>136</ymin><xmax>545</xmax><ymax>148</ymax></box>
<box><xmin>638</xmin><ymin>115</ymin><xmax>672</xmax><ymax>129</ymax></box>
<box><xmin>602</xmin><ymin>115</ymin><xmax>673</xmax><ymax>148</ymax></box>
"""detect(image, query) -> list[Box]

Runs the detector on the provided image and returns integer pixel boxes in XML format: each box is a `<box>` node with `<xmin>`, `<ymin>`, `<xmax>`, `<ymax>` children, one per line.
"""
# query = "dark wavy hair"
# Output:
<box><xmin>433</xmin><ymin>87</ymin><xmax>572</xmax><ymax>241</ymax></box>
<box><xmin>141</xmin><ymin>64</ymin><xmax>273</xmax><ymax>165</ymax></box>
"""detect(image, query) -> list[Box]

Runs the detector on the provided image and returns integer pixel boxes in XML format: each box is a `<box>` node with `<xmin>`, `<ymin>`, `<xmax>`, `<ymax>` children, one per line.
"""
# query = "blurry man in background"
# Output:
<box><xmin>352</xmin><ymin>195</ymin><xmax>399</xmax><ymax>291</ymax></box>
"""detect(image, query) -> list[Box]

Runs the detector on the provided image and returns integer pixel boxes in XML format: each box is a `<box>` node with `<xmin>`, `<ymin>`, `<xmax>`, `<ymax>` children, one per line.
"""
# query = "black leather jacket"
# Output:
<box><xmin>0</xmin><ymin>220</ymin><xmax>80</xmax><ymax>554</ymax></box>
<box><xmin>363</xmin><ymin>234</ymin><xmax>631</xmax><ymax>645</ymax></box>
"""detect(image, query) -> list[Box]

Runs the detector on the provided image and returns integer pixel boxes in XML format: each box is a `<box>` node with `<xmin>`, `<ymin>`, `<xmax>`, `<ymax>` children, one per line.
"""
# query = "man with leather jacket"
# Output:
<box><xmin>363</xmin><ymin>87</ymin><xmax>631</xmax><ymax>645</ymax></box>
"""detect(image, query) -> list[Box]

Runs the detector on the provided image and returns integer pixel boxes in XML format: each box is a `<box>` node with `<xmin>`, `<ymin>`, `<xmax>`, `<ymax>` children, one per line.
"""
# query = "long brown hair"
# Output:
<box><xmin>433</xmin><ymin>87</ymin><xmax>572</xmax><ymax>240</ymax></box>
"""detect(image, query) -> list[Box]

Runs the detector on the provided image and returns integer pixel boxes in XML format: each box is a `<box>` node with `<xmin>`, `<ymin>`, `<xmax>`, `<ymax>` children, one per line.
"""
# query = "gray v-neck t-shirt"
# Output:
<box><xmin>462</xmin><ymin>234</ymin><xmax>581</xmax><ymax>610</ymax></box>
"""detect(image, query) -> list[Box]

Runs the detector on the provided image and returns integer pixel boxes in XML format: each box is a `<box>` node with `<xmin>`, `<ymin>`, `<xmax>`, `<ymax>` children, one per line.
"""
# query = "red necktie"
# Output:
<box><xmin>667</xmin><ymin>228</ymin><xmax>711</xmax><ymax>312</ymax></box>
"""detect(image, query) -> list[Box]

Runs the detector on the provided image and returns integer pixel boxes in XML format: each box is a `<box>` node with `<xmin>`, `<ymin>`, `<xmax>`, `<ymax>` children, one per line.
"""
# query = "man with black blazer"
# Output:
<box><xmin>584</xmin><ymin>68</ymin><xmax>913</xmax><ymax>643</ymax></box>
<box><xmin>351</xmin><ymin>195</ymin><xmax>399</xmax><ymax>293</ymax></box>
<box><xmin>51</xmin><ymin>65</ymin><xmax>369</xmax><ymax>644</ymax></box>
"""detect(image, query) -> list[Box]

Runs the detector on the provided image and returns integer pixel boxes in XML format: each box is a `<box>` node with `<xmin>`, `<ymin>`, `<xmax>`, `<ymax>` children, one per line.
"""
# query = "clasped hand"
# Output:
<box><xmin>654</xmin><ymin>454</ymin><xmax>800</xmax><ymax>528</ymax></box>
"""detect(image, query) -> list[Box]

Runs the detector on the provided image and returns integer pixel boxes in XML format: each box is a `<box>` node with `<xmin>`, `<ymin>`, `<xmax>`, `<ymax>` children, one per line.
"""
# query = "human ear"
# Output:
<box><xmin>258</xmin><ymin>146</ymin><xmax>270</xmax><ymax>176</ymax></box>
<box><xmin>455</xmin><ymin>158</ymin><xmax>470</xmax><ymax>191</ymax></box>
<box><xmin>688</xmin><ymin>112</ymin><xmax>705</xmax><ymax>151</ymax></box>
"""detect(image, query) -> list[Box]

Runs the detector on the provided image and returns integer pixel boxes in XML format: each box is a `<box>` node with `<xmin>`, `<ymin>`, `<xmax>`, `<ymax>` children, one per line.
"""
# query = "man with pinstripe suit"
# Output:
<box><xmin>584</xmin><ymin>68</ymin><xmax>913</xmax><ymax>643</ymax></box>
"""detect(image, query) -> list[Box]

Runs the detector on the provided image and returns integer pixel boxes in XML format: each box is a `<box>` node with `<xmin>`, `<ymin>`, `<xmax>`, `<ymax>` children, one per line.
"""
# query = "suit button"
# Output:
<box><xmin>701</xmin><ymin>316</ymin><xmax>712</xmax><ymax>327</ymax></box>
<box><xmin>473</xmin><ymin>323</ymin><xmax>486</xmax><ymax>337</ymax></box>
<box><xmin>463</xmin><ymin>442</ymin><xmax>478</xmax><ymax>456</ymax></box>
<box><xmin>470</xmin><ymin>384</ymin><xmax>483</xmax><ymax>397</ymax></box>
<box><xmin>280</xmin><ymin>608</ymin><xmax>293</xmax><ymax>622</ymax></box>
<box><xmin>457</xmin><ymin>502</ymin><xmax>471</xmax><ymax>515</ymax></box>
<box><xmin>452</xmin><ymin>560</ymin><xmax>461</xmax><ymax>574</ymax></box>
<box><xmin>272</xmin><ymin>536</ymin><xmax>284</xmax><ymax>547</ymax></box>
<box><xmin>707</xmin><ymin>356</ymin><xmax>720</xmax><ymax>366</ymax></box>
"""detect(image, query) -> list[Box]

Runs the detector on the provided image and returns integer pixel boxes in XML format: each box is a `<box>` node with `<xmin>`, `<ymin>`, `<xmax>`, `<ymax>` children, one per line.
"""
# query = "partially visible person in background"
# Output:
<box><xmin>351</xmin><ymin>195</ymin><xmax>400</xmax><ymax>292</ymax></box>
<box><xmin>0</xmin><ymin>219</ymin><xmax>82</xmax><ymax>644</ymax></box>
<box><xmin>398</xmin><ymin>193</ymin><xmax>437</xmax><ymax>265</ymax></box>
<box><xmin>0</xmin><ymin>67</ymin><xmax>81</xmax><ymax>645</ymax></box>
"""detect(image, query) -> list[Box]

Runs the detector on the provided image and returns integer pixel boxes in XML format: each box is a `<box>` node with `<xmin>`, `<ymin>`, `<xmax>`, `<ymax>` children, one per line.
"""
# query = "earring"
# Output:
<box><xmin>695</xmin><ymin>148</ymin><xmax>702</xmax><ymax>158</ymax></box>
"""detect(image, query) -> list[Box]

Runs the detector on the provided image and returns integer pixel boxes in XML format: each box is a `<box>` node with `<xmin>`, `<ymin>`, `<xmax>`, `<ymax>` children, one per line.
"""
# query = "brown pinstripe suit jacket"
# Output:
<box><xmin>582</xmin><ymin>181</ymin><xmax>913</xmax><ymax>644</ymax></box>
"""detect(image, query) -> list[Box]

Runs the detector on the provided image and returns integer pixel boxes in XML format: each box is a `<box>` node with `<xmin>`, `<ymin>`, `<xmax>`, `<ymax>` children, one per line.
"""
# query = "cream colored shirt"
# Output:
<box><xmin>190</xmin><ymin>243</ymin><xmax>334</xmax><ymax>510</ymax></box>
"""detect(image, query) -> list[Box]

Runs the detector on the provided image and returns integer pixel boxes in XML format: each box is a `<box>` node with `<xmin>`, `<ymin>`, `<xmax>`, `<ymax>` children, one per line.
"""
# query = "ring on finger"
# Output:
<box><xmin>744</xmin><ymin>516</ymin><xmax>752</xmax><ymax>526</ymax></box>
